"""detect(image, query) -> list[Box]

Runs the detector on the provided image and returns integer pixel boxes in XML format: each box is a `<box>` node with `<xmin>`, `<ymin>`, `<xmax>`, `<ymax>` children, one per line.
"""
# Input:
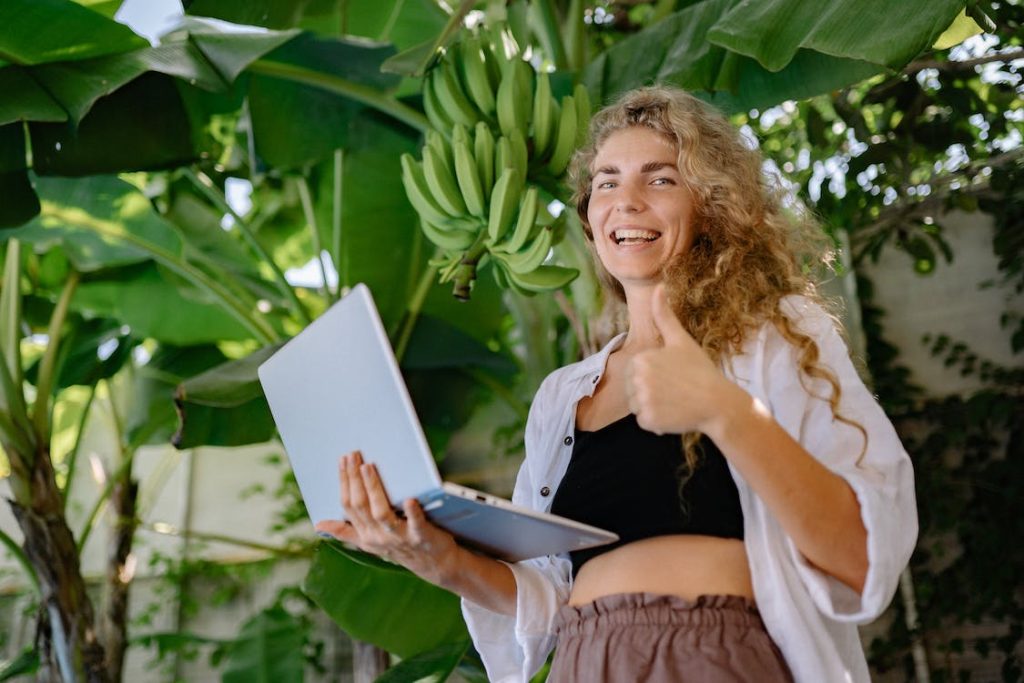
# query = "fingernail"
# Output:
<box><xmin>316</xmin><ymin>531</ymin><xmax>334</xmax><ymax>540</ymax></box>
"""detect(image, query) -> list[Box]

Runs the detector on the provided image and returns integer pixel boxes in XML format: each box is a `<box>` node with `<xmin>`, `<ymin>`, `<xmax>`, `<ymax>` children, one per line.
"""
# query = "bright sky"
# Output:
<box><xmin>114</xmin><ymin>0</ymin><xmax>183</xmax><ymax>43</ymax></box>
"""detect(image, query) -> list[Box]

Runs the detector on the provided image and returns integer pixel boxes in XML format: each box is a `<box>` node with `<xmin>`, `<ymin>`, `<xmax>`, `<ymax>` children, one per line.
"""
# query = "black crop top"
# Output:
<box><xmin>550</xmin><ymin>413</ymin><xmax>744</xmax><ymax>578</ymax></box>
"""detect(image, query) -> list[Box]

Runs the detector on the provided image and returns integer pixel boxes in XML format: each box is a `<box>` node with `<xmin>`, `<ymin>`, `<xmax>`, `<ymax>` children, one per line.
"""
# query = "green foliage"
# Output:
<box><xmin>303</xmin><ymin>542</ymin><xmax>468</xmax><ymax>658</ymax></box>
<box><xmin>374</xmin><ymin>640</ymin><xmax>469</xmax><ymax>683</ymax></box>
<box><xmin>214</xmin><ymin>604</ymin><xmax>311</xmax><ymax>683</ymax></box>
<box><xmin>0</xmin><ymin>0</ymin><xmax>145</xmax><ymax>65</ymax></box>
<box><xmin>0</xmin><ymin>647</ymin><xmax>40</xmax><ymax>680</ymax></box>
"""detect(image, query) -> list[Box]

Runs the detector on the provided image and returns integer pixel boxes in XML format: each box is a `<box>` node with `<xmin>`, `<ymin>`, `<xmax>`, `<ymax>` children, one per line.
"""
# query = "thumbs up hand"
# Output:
<box><xmin>625</xmin><ymin>283</ymin><xmax>741</xmax><ymax>436</ymax></box>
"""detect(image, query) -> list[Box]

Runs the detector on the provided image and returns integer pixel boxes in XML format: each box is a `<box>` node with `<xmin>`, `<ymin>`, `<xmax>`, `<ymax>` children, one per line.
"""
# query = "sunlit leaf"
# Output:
<box><xmin>8</xmin><ymin>175</ymin><xmax>179</xmax><ymax>271</ymax></box>
<box><xmin>0</xmin><ymin>0</ymin><xmax>145</xmax><ymax>66</ymax></box>
<box><xmin>708</xmin><ymin>0</ymin><xmax>965</xmax><ymax>71</ymax></box>
<box><xmin>72</xmin><ymin>263</ymin><xmax>253</xmax><ymax>344</ymax></box>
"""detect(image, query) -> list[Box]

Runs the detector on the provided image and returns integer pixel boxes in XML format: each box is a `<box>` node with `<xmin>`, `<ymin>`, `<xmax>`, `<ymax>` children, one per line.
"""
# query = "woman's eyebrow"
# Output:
<box><xmin>640</xmin><ymin>161</ymin><xmax>677</xmax><ymax>173</ymax></box>
<box><xmin>594</xmin><ymin>165</ymin><xmax>618</xmax><ymax>176</ymax></box>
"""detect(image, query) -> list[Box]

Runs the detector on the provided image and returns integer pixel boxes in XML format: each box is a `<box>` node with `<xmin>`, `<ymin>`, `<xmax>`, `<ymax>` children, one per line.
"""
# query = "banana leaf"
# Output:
<box><xmin>707</xmin><ymin>0</ymin><xmax>965</xmax><ymax>72</ymax></box>
<box><xmin>30</xmin><ymin>73</ymin><xmax>197</xmax><ymax>176</ymax></box>
<box><xmin>304</xmin><ymin>542</ymin><xmax>468</xmax><ymax>659</ymax></box>
<box><xmin>0</xmin><ymin>0</ymin><xmax>144</xmax><ymax>66</ymax></box>
<box><xmin>216</xmin><ymin>606</ymin><xmax>308</xmax><ymax>683</ymax></box>
<box><xmin>24</xmin><ymin>315</ymin><xmax>135</xmax><ymax>389</ymax></box>
<box><xmin>72</xmin><ymin>0</ymin><xmax>123</xmax><ymax>19</ymax></box>
<box><xmin>71</xmin><ymin>263</ymin><xmax>254</xmax><ymax>345</ymax></box>
<box><xmin>584</xmin><ymin>0</ymin><xmax>965</xmax><ymax>112</ymax></box>
<box><xmin>186</xmin><ymin>0</ymin><xmax>447</xmax><ymax>50</ymax></box>
<box><xmin>247</xmin><ymin>34</ymin><xmax>401</xmax><ymax>169</ymax></box>
<box><xmin>375</xmin><ymin>641</ymin><xmax>470</xmax><ymax>683</ymax></box>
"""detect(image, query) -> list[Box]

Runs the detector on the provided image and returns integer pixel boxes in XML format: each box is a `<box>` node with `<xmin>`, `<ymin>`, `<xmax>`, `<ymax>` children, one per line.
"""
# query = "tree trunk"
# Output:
<box><xmin>9</xmin><ymin>449</ymin><xmax>109</xmax><ymax>683</ymax></box>
<box><xmin>352</xmin><ymin>640</ymin><xmax>389</xmax><ymax>683</ymax></box>
<box><xmin>99</xmin><ymin>476</ymin><xmax>138</xmax><ymax>683</ymax></box>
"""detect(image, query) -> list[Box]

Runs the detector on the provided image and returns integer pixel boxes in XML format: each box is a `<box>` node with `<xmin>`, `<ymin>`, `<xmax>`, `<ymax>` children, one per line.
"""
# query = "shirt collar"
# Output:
<box><xmin>566</xmin><ymin>332</ymin><xmax>627</xmax><ymax>383</ymax></box>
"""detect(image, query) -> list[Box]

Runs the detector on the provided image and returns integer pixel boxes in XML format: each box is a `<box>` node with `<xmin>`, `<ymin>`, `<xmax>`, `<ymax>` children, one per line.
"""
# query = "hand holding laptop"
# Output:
<box><xmin>315</xmin><ymin>450</ymin><xmax>459</xmax><ymax>586</ymax></box>
<box><xmin>315</xmin><ymin>449</ymin><xmax>521</xmax><ymax>616</ymax></box>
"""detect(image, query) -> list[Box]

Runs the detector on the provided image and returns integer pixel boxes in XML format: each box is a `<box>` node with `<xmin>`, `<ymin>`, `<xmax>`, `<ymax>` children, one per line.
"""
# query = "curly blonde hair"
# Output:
<box><xmin>568</xmin><ymin>85</ymin><xmax>865</xmax><ymax>480</ymax></box>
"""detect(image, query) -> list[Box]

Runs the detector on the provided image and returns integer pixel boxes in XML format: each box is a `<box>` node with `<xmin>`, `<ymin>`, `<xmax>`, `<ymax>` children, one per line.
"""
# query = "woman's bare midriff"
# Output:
<box><xmin>568</xmin><ymin>535</ymin><xmax>754</xmax><ymax>606</ymax></box>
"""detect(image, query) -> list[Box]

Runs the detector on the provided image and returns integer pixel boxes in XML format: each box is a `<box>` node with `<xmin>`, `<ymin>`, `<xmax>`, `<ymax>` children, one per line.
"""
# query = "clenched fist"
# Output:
<box><xmin>625</xmin><ymin>283</ymin><xmax>746</xmax><ymax>437</ymax></box>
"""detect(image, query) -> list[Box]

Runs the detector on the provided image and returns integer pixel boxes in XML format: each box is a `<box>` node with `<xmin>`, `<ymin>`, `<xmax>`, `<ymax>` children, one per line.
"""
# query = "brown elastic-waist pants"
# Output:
<box><xmin>548</xmin><ymin>593</ymin><xmax>794</xmax><ymax>682</ymax></box>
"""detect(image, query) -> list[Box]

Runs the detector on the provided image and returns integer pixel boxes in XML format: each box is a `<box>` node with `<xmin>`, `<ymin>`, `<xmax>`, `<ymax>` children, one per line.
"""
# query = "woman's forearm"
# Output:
<box><xmin>706</xmin><ymin>382</ymin><xmax>869</xmax><ymax>593</ymax></box>
<box><xmin>435</xmin><ymin>545</ymin><xmax>518</xmax><ymax>616</ymax></box>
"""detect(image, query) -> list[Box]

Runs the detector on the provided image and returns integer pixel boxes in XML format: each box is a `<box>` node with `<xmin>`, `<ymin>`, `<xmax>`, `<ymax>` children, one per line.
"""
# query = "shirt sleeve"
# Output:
<box><xmin>763</xmin><ymin>297</ymin><xmax>918</xmax><ymax>624</ymax></box>
<box><xmin>460</xmin><ymin>374</ymin><xmax>572</xmax><ymax>682</ymax></box>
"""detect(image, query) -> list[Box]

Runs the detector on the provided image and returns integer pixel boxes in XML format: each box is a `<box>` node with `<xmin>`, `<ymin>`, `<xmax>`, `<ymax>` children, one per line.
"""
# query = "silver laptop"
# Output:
<box><xmin>257</xmin><ymin>283</ymin><xmax>617</xmax><ymax>562</ymax></box>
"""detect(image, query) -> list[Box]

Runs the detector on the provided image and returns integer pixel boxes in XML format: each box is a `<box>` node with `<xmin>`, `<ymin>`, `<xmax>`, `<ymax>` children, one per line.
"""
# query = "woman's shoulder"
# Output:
<box><xmin>776</xmin><ymin>294</ymin><xmax>842</xmax><ymax>337</ymax></box>
<box><xmin>727</xmin><ymin>294</ymin><xmax>849</xmax><ymax>380</ymax></box>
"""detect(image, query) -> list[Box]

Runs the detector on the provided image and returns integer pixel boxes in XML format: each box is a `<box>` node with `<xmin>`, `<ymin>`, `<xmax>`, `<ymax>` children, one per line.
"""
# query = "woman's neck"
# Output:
<box><xmin>619</xmin><ymin>283</ymin><xmax>663</xmax><ymax>353</ymax></box>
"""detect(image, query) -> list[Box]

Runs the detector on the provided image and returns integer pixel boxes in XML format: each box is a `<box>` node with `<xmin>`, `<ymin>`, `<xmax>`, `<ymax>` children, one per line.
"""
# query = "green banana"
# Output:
<box><xmin>459</xmin><ymin>37</ymin><xmax>496</xmax><ymax>117</ymax></box>
<box><xmin>420</xmin><ymin>217</ymin><xmax>477</xmax><ymax>251</ymax></box>
<box><xmin>532</xmin><ymin>71</ymin><xmax>557</xmax><ymax>159</ymax></box>
<box><xmin>546</xmin><ymin>94</ymin><xmax>578</xmax><ymax>176</ymax></box>
<box><xmin>426</xmin><ymin>129</ymin><xmax>453</xmax><ymax>172</ymax></box>
<box><xmin>513</xmin><ymin>59</ymin><xmax>534</xmax><ymax>134</ymax></box>
<box><xmin>474</xmin><ymin>122</ymin><xmax>495</xmax><ymax>201</ymax></box>
<box><xmin>495</xmin><ymin>63</ymin><xmax>521</xmax><ymax>139</ymax></box>
<box><xmin>433</xmin><ymin>59</ymin><xmax>479</xmax><ymax>127</ymax></box>
<box><xmin>508</xmin><ymin>128</ymin><xmax>528</xmax><ymax>182</ymax></box>
<box><xmin>487</xmin><ymin>167</ymin><xmax>521</xmax><ymax>244</ymax></box>
<box><xmin>491</xmin><ymin>259</ymin><xmax>511</xmax><ymax>290</ymax></box>
<box><xmin>401</xmin><ymin>153</ymin><xmax>451</xmax><ymax>226</ymax></box>
<box><xmin>495</xmin><ymin>135</ymin><xmax>513</xmax><ymax>176</ymax></box>
<box><xmin>499</xmin><ymin>224</ymin><xmax>553</xmax><ymax>273</ymax></box>
<box><xmin>451</xmin><ymin>122</ymin><xmax>469</xmax><ymax>146</ymax></box>
<box><xmin>486</xmin><ymin>25</ymin><xmax>515</xmax><ymax>77</ymax></box>
<box><xmin>453</xmin><ymin>129</ymin><xmax>487</xmax><ymax>218</ymax></box>
<box><xmin>422</xmin><ymin>144</ymin><xmax>468</xmax><ymax>216</ymax></box>
<box><xmin>493</xmin><ymin>186</ymin><xmax>539</xmax><ymax>254</ymax></box>
<box><xmin>423</xmin><ymin>72</ymin><xmax>454</xmax><ymax>133</ymax></box>
<box><xmin>573</xmin><ymin>83</ymin><xmax>591</xmax><ymax>146</ymax></box>
<box><xmin>506</xmin><ymin>264</ymin><xmax>579</xmax><ymax>293</ymax></box>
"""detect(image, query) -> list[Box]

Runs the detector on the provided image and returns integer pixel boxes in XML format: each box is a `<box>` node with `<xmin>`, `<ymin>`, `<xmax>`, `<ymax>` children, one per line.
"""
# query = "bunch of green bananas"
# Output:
<box><xmin>423</xmin><ymin>28</ymin><xmax>590</xmax><ymax>179</ymax></box>
<box><xmin>403</xmin><ymin>27</ymin><xmax>591</xmax><ymax>300</ymax></box>
<box><xmin>401</xmin><ymin>122</ymin><xmax>578</xmax><ymax>300</ymax></box>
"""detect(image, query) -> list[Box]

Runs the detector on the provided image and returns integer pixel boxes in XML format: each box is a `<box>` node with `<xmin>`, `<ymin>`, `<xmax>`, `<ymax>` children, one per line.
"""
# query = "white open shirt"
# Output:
<box><xmin>461</xmin><ymin>296</ymin><xmax>918</xmax><ymax>683</ymax></box>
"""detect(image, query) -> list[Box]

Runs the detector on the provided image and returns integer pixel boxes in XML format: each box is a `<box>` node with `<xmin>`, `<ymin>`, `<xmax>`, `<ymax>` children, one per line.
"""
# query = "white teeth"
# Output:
<box><xmin>613</xmin><ymin>229</ymin><xmax>660</xmax><ymax>244</ymax></box>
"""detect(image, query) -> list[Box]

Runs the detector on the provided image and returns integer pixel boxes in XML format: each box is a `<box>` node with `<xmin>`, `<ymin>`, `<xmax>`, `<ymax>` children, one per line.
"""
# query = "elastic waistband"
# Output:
<box><xmin>553</xmin><ymin>593</ymin><xmax>763</xmax><ymax>637</ymax></box>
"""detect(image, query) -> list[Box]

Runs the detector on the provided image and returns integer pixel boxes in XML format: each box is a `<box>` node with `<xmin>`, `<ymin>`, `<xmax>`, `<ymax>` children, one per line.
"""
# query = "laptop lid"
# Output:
<box><xmin>257</xmin><ymin>283</ymin><xmax>442</xmax><ymax>526</ymax></box>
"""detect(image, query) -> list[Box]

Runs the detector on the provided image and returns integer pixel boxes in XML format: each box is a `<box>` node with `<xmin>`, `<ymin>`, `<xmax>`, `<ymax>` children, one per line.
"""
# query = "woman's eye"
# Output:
<box><xmin>652</xmin><ymin>177</ymin><xmax>674</xmax><ymax>186</ymax></box>
<box><xmin>597</xmin><ymin>181</ymin><xmax>616</xmax><ymax>189</ymax></box>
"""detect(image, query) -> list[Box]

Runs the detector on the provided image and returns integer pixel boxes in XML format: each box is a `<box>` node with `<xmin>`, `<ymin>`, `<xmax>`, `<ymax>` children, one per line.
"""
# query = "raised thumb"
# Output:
<box><xmin>651</xmin><ymin>283</ymin><xmax>686</xmax><ymax>345</ymax></box>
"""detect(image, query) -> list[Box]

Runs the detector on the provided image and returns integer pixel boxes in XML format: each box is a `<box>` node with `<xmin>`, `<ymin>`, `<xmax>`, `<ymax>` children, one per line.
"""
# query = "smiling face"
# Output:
<box><xmin>586</xmin><ymin>126</ymin><xmax>697</xmax><ymax>292</ymax></box>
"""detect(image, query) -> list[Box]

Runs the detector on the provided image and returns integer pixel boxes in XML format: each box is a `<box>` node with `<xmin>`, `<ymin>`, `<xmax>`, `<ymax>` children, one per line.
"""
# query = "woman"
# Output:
<box><xmin>316</xmin><ymin>86</ymin><xmax>918</xmax><ymax>682</ymax></box>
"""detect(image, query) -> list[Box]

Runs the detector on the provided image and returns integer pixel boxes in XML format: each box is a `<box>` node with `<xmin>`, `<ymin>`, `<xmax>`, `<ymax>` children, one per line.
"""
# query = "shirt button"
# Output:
<box><xmin>563</xmin><ymin>435</ymin><xmax>573</xmax><ymax>446</ymax></box>
<box><xmin>540</xmin><ymin>486</ymin><xmax>551</xmax><ymax>497</ymax></box>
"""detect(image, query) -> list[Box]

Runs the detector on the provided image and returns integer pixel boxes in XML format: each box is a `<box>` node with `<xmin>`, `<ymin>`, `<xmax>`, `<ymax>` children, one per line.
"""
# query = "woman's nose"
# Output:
<box><xmin>615</xmin><ymin>185</ymin><xmax>643</xmax><ymax>213</ymax></box>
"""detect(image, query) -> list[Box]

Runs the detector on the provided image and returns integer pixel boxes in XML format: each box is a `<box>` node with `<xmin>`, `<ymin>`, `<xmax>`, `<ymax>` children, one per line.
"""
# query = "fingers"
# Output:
<box><xmin>362</xmin><ymin>462</ymin><xmax>402</xmax><ymax>535</ymax></box>
<box><xmin>404</xmin><ymin>498</ymin><xmax>427</xmax><ymax>543</ymax></box>
<box><xmin>315</xmin><ymin>520</ymin><xmax>357</xmax><ymax>543</ymax></box>
<box><xmin>343</xmin><ymin>451</ymin><xmax>371</xmax><ymax>525</ymax></box>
